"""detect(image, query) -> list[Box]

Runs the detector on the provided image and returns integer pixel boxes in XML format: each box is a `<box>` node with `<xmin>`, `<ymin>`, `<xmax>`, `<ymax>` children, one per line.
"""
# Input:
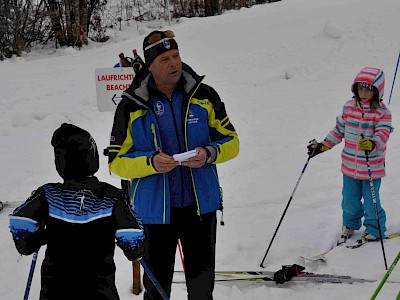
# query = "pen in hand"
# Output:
<box><xmin>154</xmin><ymin>148</ymin><xmax>177</xmax><ymax>173</ymax></box>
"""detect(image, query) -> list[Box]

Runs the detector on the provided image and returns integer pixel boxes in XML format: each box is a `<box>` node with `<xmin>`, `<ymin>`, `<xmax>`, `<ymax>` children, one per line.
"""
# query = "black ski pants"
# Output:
<box><xmin>143</xmin><ymin>205</ymin><xmax>216</xmax><ymax>300</ymax></box>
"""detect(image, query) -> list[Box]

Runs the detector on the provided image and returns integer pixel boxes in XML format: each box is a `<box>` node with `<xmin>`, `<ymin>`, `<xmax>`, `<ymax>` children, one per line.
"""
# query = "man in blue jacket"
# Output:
<box><xmin>107</xmin><ymin>30</ymin><xmax>239</xmax><ymax>300</ymax></box>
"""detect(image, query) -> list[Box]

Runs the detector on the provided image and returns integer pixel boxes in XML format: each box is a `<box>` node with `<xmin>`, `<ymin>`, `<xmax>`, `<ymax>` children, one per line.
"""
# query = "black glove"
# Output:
<box><xmin>273</xmin><ymin>264</ymin><xmax>305</xmax><ymax>284</ymax></box>
<box><xmin>307</xmin><ymin>141</ymin><xmax>330</xmax><ymax>158</ymax></box>
<box><xmin>13</xmin><ymin>227</ymin><xmax>47</xmax><ymax>256</ymax></box>
<box><xmin>124</xmin><ymin>244</ymin><xmax>145</xmax><ymax>261</ymax></box>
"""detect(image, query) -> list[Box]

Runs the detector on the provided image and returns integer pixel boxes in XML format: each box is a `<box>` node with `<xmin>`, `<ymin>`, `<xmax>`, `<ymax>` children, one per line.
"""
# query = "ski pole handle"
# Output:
<box><xmin>360</xmin><ymin>134</ymin><xmax>371</xmax><ymax>157</ymax></box>
<box><xmin>308</xmin><ymin>139</ymin><xmax>318</xmax><ymax>157</ymax></box>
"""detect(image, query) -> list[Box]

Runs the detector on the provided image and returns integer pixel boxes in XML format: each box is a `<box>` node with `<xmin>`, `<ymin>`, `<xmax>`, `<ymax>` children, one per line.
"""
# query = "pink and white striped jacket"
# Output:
<box><xmin>323</xmin><ymin>67</ymin><xmax>393</xmax><ymax>180</ymax></box>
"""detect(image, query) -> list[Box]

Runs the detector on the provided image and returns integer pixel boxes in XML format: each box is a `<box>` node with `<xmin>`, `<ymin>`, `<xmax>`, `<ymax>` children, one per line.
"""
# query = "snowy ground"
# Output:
<box><xmin>1</xmin><ymin>0</ymin><xmax>400</xmax><ymax>299</ymax></box>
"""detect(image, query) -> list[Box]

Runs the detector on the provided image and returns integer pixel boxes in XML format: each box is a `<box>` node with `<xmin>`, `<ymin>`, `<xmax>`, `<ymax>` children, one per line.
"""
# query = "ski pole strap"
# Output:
<box><xmin>140</xmin><ymin>259</ymin><xmax>170</xmax><ymax>300</ymax></box>
<box><xmin>370</xmin><ymin>251</ymin><xmax>400</xmax><ymax>300</ymax></box>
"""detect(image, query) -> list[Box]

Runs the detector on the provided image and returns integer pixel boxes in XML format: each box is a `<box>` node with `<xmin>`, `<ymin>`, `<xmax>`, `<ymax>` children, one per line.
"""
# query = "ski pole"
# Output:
<box><xmin>370</xmin><ymin>251</ymin><xmax>400</xmax><ymax>300</ymax></box>
<box><xmin>140</xmin><ymin>259</ymin><xmax>170</xmax><ymax>300</ymax></box>
<box><xmin>177</xmin><ymin>239</ymin><xmax>185</xmax><ymax>272</ymax></box>
<box><xmin>361</xmin><ymin>135</ymin><xmax>388</xmax><ymax>270</ymax></box>
<box><xmin>260</xmin><ymin>142</ymin><xmax>316</xmax><ymax>268</ymax></box>
<box><xmin>388</xmin><ymin>50</ymin><xmax>400</xmax><ymax>105</ymax></box>
<box><xmin>23</xmin><ymin>250</ymin><xmax>39</xmax><ymax>300</ymax></box>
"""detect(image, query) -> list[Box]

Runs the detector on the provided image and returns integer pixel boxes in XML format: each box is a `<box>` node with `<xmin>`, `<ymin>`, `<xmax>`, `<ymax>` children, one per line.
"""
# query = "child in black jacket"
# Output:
<box><xmin>9</xmin><ymin>123</ymin><xmax>145</xmax><ymax>300</ymax></box>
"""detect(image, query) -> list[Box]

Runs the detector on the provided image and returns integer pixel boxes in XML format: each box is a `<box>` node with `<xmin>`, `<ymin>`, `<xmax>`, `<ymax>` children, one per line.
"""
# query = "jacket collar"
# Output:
<box><xmin>122</xmin><ymin>62</ymin><xmax>205</xmax><ymax>105</ymax></box>
<box><xmin>62</xmin><ymin>176</ymin><xmax>99</xmax><ymax>190</ymax></box>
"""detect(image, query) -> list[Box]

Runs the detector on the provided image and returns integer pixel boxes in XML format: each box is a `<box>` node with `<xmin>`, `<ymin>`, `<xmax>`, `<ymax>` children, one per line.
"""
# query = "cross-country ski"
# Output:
<box><xmin>300</xmin><ymin>234</ymin><xmax>354</xmax><ymax>262</ymax></box>
<box><xmin>346</xmin><ymin>233</ymin><xmax>400</xmax><ymax>249</ymax></box>
<box><xmin>173</xmin><ymin>270</ymin><xmax>379</xmax><ymax>284</ymax></box>
<box><xmin>301</xmin><ymin>233</ymin><xmax>400</xmax><ymax>261</ymax></box>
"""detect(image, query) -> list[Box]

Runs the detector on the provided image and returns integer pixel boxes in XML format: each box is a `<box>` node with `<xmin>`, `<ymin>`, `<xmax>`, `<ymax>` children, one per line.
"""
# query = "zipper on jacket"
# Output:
<box><xmin>183</xmin><ymin>77</ymin><xmax>204</xmax><ymax>151</ymax></box>
<box><xmin>355</xmin><ymin>110</ymin><xmax>365</xmax><ymax>178</ymax></box>
<box><xmin>168</xmin><ymin>99</ymin><xmax>183</xmax><ymax>153</ymax></box>
<box><xmin>189</xmin><ymin>169</ymin><xmax>202</xmax><ymax>221</ymax></box>
<box><xmin>167</xmin><ymin>97</ymin><xmax>186</xmax><ymax>208</ymax></box>
<box><xmin>151</xmin><ymin>121</ymin><xmax>167</xmax><ymax>223</ymax></box>
<box><xmin>151</xmin><ymin>123</ymin><xmax>158</xmax><ymax>150</ymax></box>
<box><xmin>183</xmin><ymin>79</ymin><xmax>205</xmax><ymax>218</ymax></box>
<box><xmin>183</xmin><ymin>94</ymin><xmax>201</xmax><ymax>217</ymax></box>
<box><xmin>131</xmin><ymin>179</ymin><xmax>141</xmax><ymax>207</ymax></box>
<box><xmin>163</xmin><ymin>173</ymin><xmax>167</xmax><ymax>224</ymax></box>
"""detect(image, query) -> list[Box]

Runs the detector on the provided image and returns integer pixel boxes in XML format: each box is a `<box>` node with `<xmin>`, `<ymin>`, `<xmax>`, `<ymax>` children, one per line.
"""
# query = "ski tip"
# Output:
<box><xmin>387</xmin><ymin>233</ymin><xmax>400</xmax><ymax>239</ymax></box>
<box><xmin>0</xmin><ymin>200</ymin><xmax>24</xmax><ymax>211</ymax></box>
<box><xmin>0</xmin><ymin>201</ymin><xmax>9</xmax><ymax>211</ymax></box>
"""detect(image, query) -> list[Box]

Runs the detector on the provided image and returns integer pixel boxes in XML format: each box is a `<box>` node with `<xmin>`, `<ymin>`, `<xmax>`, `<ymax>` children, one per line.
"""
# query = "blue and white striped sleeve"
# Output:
<box><xmin>114</xmin><ymin>194</ymin><xmax>145</xmax><ymax>259</ymax></box>
<box><xmin>9</xmin><ymin>187</ymin><xmax>47</xmax><ymax>255</ymax></box>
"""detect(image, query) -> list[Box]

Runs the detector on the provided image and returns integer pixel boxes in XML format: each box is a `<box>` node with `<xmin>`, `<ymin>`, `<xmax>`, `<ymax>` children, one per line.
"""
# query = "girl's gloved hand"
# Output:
<box><xmin>359</xmin><ymin>138</ymin><xmax>375</xmax><ymax>151</ymax></box>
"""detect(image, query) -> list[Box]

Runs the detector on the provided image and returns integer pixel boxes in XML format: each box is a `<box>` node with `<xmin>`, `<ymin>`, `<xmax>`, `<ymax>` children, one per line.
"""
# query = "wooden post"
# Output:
<box><xmin>132</xmin><ymin>259</ymin><xmax>143</xmax><ymax>295</ymax></box>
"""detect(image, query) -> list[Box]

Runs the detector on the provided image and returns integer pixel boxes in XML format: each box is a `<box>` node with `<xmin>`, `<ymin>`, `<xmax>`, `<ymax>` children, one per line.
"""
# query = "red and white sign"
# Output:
<box><xmin>95</xmin><ymin>68</ymin><xmax>135</xmax><ymax>112</ymax></box>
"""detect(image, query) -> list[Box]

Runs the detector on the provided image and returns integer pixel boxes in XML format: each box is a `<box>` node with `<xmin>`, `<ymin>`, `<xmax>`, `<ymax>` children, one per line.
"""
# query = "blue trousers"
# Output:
<box><xmin>342</xmin><ymin>175</ymin><xmax>386</xmax><ymax>238</ymax></box>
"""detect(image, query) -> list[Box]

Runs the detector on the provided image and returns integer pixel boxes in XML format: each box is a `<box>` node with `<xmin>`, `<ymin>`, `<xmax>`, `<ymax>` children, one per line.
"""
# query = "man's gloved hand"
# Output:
<box><xmin>273</xmin><ymin>264</ymin><xmax>305</xmax><ymax>284</ymax></box>
<box><xmin>307</xmin><ymin>141</ymin><xmax>330</xmax><ymax>158</ymax></box>
<box><xmin>359</xmin><ymin>137</ymin><xmax>375</xmax><ymax>151</ymax></box>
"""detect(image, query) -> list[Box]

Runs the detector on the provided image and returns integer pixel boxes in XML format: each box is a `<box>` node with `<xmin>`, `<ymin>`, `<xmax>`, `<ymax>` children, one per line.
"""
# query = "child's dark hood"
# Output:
<box><xmin>51</xmin><ymin>123</ymin><xmax>99</xmax><ymax>180</ymax></box>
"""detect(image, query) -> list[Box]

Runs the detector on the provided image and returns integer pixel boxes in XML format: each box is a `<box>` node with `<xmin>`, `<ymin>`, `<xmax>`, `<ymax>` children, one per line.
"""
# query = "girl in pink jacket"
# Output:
<box><xmin>307</xmin><ymin>67</ymin><xmax>393</xmax><ymax>244</ymax></box>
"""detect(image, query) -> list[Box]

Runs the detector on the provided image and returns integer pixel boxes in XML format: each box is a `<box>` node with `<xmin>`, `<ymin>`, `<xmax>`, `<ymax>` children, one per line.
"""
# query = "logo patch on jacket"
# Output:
<box><xmin>187</xmin><ymin>110</ymin><xmax>199</xmax><ymax>124</ymax></box>
<box><xmin>154</xmin><ymin>101</ymin><xmax>165</xmax><ymax>116</ymax></box>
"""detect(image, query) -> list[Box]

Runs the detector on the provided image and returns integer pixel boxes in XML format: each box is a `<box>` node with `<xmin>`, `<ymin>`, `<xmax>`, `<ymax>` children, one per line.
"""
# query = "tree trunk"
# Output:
<box><xmin>64</xmin><ymin>0</ymin><xmax>73</xmax><ymax>45</ymax></box>
<box><xmin>46</xmin><ymin>0</ymin><xmax>68</xmax><ymax>46</ymax></box>
<box><xmin>204</xmin><ymin>0</ymin><xmax>218</xmax><ymax>16</ymax></box>
<box><xmin>71</xmin><ymin>0</ymin><xmax>81</xmax><ymax>46</ymax></box>
<box><xmin>79</xmin><ymin>0</ymin><xmax>88</xmax><ymax>45</ymax></box>
<box><xmin>179</xmin><ymin>0</ymin><xmax>185</xmax><ymax>16</ymax></box>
